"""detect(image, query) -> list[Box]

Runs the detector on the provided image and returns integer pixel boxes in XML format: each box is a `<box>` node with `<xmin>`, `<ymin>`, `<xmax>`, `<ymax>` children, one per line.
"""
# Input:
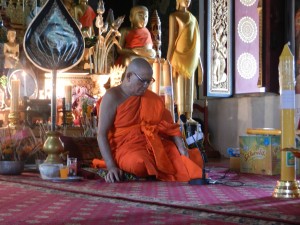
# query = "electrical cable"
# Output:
<box><xmin>205</xmin><ymin>168</ymin><xmax>245</xmax><ymax>187</ymax></box>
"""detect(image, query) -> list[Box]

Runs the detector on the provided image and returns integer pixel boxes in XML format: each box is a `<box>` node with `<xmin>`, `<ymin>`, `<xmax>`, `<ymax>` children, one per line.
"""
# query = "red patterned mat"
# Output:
<box><xmin>0</xmin><ymin>166</ymin><xmax>299</xmax><ymax>225</ymax></box>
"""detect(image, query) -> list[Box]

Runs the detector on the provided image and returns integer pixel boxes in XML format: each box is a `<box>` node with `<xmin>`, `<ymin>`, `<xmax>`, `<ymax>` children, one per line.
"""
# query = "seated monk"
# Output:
<box><xmin>93</xmin><ymin>58</ymin><xmax>203</xmax><ymax>183</ymax></box>
<box><xmin>115</xmin><ymin>5</ymin><xmax>156</xmax><ymax>66</ymax></box>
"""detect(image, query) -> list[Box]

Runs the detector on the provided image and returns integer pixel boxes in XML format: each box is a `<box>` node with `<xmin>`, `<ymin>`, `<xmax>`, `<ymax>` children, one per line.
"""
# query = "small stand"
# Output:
<box><xmin>180</xmin><ymin>114</ymin><xmax>210</xmax><ymax>185</ymax></box>
<box><xmin>193</xmin><ymin>100</ymin><xmax>220</xmax><ymax>158</ymax></box>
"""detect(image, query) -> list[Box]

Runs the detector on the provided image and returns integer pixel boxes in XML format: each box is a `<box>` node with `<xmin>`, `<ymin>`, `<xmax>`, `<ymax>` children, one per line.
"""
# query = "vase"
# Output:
<box><xmin>43</xmin><ymin>131</ymin><xmax>64</xmax><ymax>164</ymax></box>
<box><xmin>0</xmin><ymin>161</ymin><xmax>24</xmax><ymax>175</ymax></box>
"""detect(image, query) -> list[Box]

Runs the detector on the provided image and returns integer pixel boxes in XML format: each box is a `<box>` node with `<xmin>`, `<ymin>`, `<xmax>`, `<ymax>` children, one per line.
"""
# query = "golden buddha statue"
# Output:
<box><xmin>74</xmin><ymin>0</ymin><xmax>96</xmax><ymax>36</ymax></box>
<box><xmin>116</xmin><ymin>5</ymin><xmax>156</xmax><ymax>66</ymax></box>
<box><xmin>3</xmin><ymin>30</ymin><xmax>19</xmax><ymax>71</ymax></box>
<box><xmin>63</xmin><ymin>0</ymin><xmax>75</xmax><ymax>17</ymax></box>
<box><xmin>167</xmin><ymin>0</ymin><xmax>203</xmax><ymax>121</ymax></box>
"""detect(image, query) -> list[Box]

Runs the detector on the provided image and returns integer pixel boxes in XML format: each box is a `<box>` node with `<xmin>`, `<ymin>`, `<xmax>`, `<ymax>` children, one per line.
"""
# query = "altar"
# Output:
<box><xmin>44</xmin><ymin>72</ymin><xmax>110</xmax><ymax>99</ymax></box>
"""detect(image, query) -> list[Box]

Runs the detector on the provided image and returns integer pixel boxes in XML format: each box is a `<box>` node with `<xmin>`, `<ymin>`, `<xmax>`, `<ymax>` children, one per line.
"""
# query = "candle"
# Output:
<box><xmin>273</xmin><ymin>43</ymin><xmax>297</xmax><ymax>198</ymax></box>
<box><xmin>10</xmin><ymin>80</ymin><xmax>20</xmax><ymax>112</ymax></box>
<box><xmin>151</xmin><ymin>58</ymin><xmax>160</xmax><ymax>94</ymax></box>
<box><xmin>163</xmin><ymin>59</ymin><xmax>175</xmax><ymax>121</ymax></box>
<box><xmin>22</xmin><ymin>71</ymin><xmax>27</xmax><ymax>97</ymax></box>
<box><xmin>64</xmin><ymin>85</ymin><xmax>72</xmax><ymax>111</ymax></box>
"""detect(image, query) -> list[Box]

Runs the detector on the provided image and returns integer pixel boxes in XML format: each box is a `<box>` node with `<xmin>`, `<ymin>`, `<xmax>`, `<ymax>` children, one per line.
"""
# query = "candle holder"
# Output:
<box><xmin>65</xmin><ymin>111</ymin><xmax>73</xmax><ymax>125</ymax></box>
<box><xmin>60</xmin><ymin>97</ymin><xmax>73</xmax><ymax>127</ymax></box>
<box><xmin>8</xmin><ymin>111</ymin><xmax>20</xmax><ymax>128</ymax></box>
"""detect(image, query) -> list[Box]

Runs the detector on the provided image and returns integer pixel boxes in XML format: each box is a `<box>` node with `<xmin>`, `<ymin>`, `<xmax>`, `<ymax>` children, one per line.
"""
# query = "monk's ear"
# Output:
<box><xmin>125</xmin><ymin>72</ymin><xmax>132</xmax><ymax>82</ymax></box>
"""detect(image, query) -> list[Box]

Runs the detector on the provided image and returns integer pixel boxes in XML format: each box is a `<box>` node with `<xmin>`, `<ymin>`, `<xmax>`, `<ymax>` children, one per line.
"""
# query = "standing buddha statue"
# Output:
<box><xmin>167</xmin><ymin>0</ymin><xmax>203</xmax><ymax>122</ymax></box>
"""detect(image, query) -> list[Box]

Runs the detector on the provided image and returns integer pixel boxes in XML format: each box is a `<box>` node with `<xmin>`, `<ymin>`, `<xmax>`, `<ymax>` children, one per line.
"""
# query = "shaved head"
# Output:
<box><xmin>126</xmin><ymin>58</ymin><xmax>153</xmax><ymax>77</ymax></box>
<box><xmin>120</xmin><ymin>58</ymin><xmax>154</xmax><ymax>96</ymax></box>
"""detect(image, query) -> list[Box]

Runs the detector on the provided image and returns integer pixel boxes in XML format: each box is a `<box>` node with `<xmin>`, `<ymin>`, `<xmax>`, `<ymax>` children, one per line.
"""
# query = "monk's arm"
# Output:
<box><xmin>97</xmin><ymin>92</ymin><xmax>123</xmax><ymax>182</ymax></box>
<box><xmin>172</xmin><ymin>136</ymin><xmax>189</xmax><ymax>157</ymax></box>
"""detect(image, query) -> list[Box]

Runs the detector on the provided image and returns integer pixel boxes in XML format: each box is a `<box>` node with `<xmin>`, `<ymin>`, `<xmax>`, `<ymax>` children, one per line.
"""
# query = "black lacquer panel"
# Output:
<box><xmin>23</xmin><ymin>0</ymin><xmax>84</xmax><ymax>72</ymax></box>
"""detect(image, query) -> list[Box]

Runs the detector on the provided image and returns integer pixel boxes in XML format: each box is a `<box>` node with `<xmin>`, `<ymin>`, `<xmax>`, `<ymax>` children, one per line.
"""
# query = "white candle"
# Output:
<box><xmin>22</xmin><ymin>71</ymin><xmax>27</xmax><ymax>97</ymax></box>
<box><xmin>11</xmin><ymin>80</ymin><xmax>20</xmax><ymax>112</ymax></box>
<box><xmin>163</xmin><ymin>59</ymin><xmax>173</xmax><ymax>98</ymax></box>
<box><xmin>64</xmin><ymin>85</ymin><xmax>72</xmax><ymax>110</ymax></box>
<box><xmin>151</xmin><ymin>58</ymin><xmax>160</xmax><ymax>94</ymax></box>
<box><xmin>163</xmin><ymin>60</ymin><xmax>174</xmax><ymax>120</ymax></box>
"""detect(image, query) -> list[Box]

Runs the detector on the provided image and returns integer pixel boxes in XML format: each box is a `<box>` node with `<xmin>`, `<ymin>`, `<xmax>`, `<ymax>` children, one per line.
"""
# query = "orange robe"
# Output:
<box><xmin>170</xmin><ymin>12</ymin><xmax>200</xmax><ymax>79</ymax></box>
<box><xmin>115</xmin><ymin>28</ymin><xmax>153</xmax><ymax>65</ymax></box>
<box><xmin>125</xmin><ymin>27</ymin><xmax>153</xmax><ymax>48</ymax></box>
<box><xmin>79</xmin><ymin>6</ymin><xmax>96</xmax><ymax>28</ymax></box>
<box><xmin>93</xmin><ymin>90</ymin><xmax>203</xmax><ymax>181</ymax></box>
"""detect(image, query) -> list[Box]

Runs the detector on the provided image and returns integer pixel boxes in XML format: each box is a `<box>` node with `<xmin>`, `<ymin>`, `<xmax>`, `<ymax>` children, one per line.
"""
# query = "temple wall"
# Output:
<box><xmin>196</xmin><ymin>95</ymin><xmax>281</xmax><ymax>157</ymax></box>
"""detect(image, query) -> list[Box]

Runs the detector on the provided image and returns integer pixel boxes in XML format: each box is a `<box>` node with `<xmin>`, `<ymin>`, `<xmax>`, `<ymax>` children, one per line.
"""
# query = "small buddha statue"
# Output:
<box><xmin>116</xmin><ymin>5</ymin><xmax>156</xmax><ymax>66</ymax></box>
<box><xmin>167</xmin><ymin>0</ymin><xmax>203</xmax><ymax>122</ymax></box>
<box><xmin>73</xmin><ymin>0</ymin><xmax>97</xmax><ymax>36</ymax></box>
<box><xmin>3</xmin><ymin>30</ymin><xmax>19</xmax><ymax>71</ymax></box>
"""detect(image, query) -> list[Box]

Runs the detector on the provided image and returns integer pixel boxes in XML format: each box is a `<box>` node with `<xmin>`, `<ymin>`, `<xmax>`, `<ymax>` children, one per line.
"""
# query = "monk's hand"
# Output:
<box><xmin>178</xmin><ymin>146</ymin><xmax>189</xmax><ymax>158</ymax></box>
<box><xmin>105</xmin><ymin>167</ymin><xmax>124</xmax><ymax>183</ymax></box>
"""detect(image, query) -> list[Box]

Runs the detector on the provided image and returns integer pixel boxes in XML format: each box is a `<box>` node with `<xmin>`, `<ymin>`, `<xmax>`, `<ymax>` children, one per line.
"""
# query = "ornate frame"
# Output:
<box><xmin>206</xmin><ymin>0</ymin><xmax>232</xmax><ymax>97</ymax></box>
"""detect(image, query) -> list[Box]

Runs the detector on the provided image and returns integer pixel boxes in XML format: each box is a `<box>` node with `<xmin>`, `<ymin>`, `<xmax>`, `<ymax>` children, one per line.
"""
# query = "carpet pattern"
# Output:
<box><xmin>0</xmin><ymin>166</ymin><xmax>299</xmax><ymax>225</ymax></box>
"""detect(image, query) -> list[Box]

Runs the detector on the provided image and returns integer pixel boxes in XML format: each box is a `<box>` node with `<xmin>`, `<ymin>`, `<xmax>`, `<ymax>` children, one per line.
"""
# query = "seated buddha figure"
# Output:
<box><xmin>74</xmin><ymin>0</ymin><xmax>96</xmax><ymax>36</ymax></box>
<box><xmin>116</xmin><ymin>5</ymin><xmax>156</xmax><ymax>66</ymax></box>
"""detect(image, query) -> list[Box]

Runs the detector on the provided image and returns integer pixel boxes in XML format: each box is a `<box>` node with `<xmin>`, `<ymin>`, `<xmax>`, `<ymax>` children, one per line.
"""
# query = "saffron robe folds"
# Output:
<box><xmin>93</xmin><ymin>90</ymin><xmax>203</xmax><ymax>181</ymax></box>
<box><xmin>79</xmin><ymin>6</ymin><xmax>96</xmax><ymax>28</ymax></box>
<box><xmin>115</xmin><ymin>28</ymin><xmax>153</xmax><ymax>65</ymax></box>
<box><xmin>124</xmin><ymin>27</ymin><xmax>153</xmax><ymax>48</ymax></box>
<box><xmin>170</xmin><ymin>12</ymin><xmax>200</xmax><ymax>79</ymax></box>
